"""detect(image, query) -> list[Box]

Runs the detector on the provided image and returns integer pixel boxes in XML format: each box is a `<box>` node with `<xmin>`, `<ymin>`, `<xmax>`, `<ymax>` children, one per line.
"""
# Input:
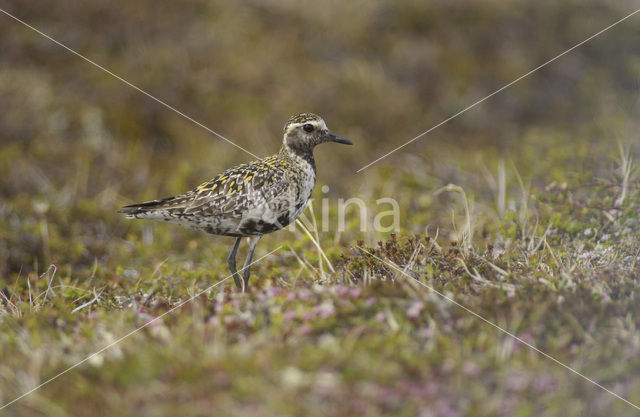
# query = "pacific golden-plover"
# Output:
<box><xmin>118</xmin><ymin>113</ymin><xmax>351</xmax><ymax>291</ymax></box>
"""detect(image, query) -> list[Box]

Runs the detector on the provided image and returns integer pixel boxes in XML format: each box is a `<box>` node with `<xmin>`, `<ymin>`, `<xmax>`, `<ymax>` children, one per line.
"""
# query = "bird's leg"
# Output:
<box><xmin>227</xmin><ymin>237</ymin><xmax>242</xmax><ymax>289</ymax></box>
<box><xmin>240</xmin><ymin>236</ymin><xmax>262</xmax><ymax>292</ymax></box>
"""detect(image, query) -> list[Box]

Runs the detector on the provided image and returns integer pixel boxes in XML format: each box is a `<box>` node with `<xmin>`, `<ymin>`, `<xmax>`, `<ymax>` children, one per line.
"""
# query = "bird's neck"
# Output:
<box><xmin>279</xmin><ymin>143</ymin><xmax>316</xmax><ymax>171</ymax></box>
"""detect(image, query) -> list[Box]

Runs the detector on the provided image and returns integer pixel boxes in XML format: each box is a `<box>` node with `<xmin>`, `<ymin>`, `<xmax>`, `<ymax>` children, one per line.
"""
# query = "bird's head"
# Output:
<box><xmin>281</xmin><ymin>113</ymin><xmax>352</xmax><ymax>155</ymax></box>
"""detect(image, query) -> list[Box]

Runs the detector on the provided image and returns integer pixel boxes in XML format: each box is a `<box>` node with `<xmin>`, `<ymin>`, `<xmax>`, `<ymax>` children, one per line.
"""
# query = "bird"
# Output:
<box><xmin>118</xmin><ymin>113</ymin><xmax>352</xmax><ymax>291</ymax></box>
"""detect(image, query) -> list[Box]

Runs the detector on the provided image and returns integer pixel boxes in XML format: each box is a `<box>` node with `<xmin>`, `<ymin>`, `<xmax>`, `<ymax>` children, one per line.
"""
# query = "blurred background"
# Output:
<box><xmin>4</xmin><ymin>2</ymin><xmax>640</xmax><ymax>416</ymax></box>
<box><xmin>1</xmin><ymin>0</ymin><xmax>639</xmax><ymax>279</ymax></box>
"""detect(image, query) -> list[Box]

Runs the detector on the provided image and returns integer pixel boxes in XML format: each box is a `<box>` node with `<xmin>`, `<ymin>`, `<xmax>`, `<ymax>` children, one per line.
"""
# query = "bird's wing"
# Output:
<box><xmin>177</xmin><ymin>157</ymin><xmax>295</xmax><ymax>216</ymax></box>
<box><xmin>118</xmin><ymin>156</ymin><xmax>297</xmax><ymax>219</ymax></box>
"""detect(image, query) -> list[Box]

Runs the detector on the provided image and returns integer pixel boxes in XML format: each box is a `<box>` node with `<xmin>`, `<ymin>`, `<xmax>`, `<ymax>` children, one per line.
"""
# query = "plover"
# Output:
<box><xmin>118</xmin><ymin>113</ymin><xmax>352</xmax><ymax>291</ymax></box>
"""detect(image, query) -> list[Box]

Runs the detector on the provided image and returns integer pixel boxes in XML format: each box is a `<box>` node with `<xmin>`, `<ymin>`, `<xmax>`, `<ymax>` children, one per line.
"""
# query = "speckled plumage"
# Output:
<box><xmin>119</xmin><ymin>152</ymin><xmax>316</xmax><ymax>236</ymax></box>
<box><xmin>118</xmin><ymin>113</ymin><xmax>351</xmax><ymax>290</ymax></box>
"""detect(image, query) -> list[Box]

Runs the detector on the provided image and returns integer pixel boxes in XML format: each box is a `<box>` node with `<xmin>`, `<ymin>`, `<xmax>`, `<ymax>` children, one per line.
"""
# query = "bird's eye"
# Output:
<box><xmin>303</xmin><ymin>124</ymin><xmax>314</xmax><ymax>132</ymax></box>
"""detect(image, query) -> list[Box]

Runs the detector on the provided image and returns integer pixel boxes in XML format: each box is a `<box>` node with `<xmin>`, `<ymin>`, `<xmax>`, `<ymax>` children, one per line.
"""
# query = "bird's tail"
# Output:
<box><xmin>117</xmin><ymin>197</ymin><xmax>175</xmax><ymax>219</ymax></box>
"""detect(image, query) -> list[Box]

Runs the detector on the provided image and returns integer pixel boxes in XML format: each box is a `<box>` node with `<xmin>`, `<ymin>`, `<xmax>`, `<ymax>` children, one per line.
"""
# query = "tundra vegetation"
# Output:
<box><xmin>1</xmin><ymin>1</ymin><xmax>639</xmax><ymax>416</ymax></box>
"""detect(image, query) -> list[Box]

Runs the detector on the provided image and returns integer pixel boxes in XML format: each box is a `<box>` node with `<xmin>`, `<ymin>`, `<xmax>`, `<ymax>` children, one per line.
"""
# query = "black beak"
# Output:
<box><xmin>327</xmin><ymin>132</ymin><xmax>353</xmax><ymax>145</ymax></box>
